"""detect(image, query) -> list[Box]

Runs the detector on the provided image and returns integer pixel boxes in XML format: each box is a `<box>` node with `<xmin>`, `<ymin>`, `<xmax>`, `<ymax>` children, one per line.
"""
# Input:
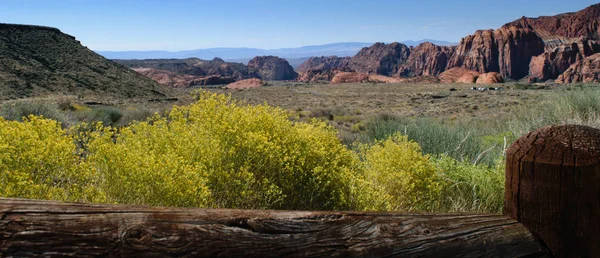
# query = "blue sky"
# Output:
<box><xmin>0</xmin><ymin>0</ymin><xmax>598</xmax><ymax>51</ymax></box>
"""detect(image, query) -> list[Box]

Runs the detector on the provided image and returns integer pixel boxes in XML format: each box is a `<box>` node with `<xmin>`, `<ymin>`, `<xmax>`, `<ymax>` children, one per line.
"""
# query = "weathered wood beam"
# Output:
<box><xmin>505</xmin><ymin>124</ymin><xmax>600</xmax><ymax>258</ymax></box>
<box><xmin>0</xmin><ymin>198</ymin><xmax>548</xmax><ymax>257</ymax></box>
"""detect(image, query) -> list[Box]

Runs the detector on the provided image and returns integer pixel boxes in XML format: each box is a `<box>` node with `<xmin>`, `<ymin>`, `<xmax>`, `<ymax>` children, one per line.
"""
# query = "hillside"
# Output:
<box><xmin>0</xmin><ymin>23</ymin><xmax>170</xmax><ymax>100</ymax></box>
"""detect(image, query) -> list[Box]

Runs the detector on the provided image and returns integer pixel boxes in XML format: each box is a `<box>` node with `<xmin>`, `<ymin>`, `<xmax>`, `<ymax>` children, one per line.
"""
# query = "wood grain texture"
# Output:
<box><xmin>505</xmin><ymin>124</ymin><xmax>600</xmax><ymax>258</ymax></box>
<box><xmin>0</xmin><ymin>198</ymin><xmax>549</xmax><ymax>257</ymax></box>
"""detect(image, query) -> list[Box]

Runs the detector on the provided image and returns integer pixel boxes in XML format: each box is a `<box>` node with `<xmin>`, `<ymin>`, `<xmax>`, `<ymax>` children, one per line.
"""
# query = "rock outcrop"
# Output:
<box><xmin>505</xmin><ymin>4</ymin><xmax>600</xmax><ymax>49</ymax></box>
<box><xmin>367</xmin><ymin>74</ymin><xmax>403</xmax><ymax>83</ymax></box>
<box><xmin>444</xmin><ymin>4</ymin><xmax>600</xmax><ymax>82</ymax></box>
<box><xmin>133</xmin><ymin>68</ymin><xmax>235</xmax><ymax>87</ymax></box>
<box><xmin>247</xmin><ymin>56</ymin><xmax>298</xmax><ymax>80</ymax></box>
<box><xmin>296</xmin><ymin>56</ymin><xmax>351</xmax><ymax>73</ymax></box>
<box><xmin>329</xmin><ymin>72</ymin><xmax>405</xmax><ymax>84</ymax></box>
<box><xmin>349</xmin><ymin>42</ymin><xmax>411</xmax><ymax>76</ymax></box>
<box><xmin>225</xmin><ymin>78</ymin><xmax>266</xmax><ymax>89</ymax></box>
<box><xmin>115</xmin><ymin>58</ymin><xmax>253</xmax><ymax>80</ymax></box>
<box><xmin>476</xmin><ymin>72</ymin><xmax>504</xmax><ymax>84</ymax></box>
<box><xmin>447</xmin><ymin>27</ymin><xmax>545</xmax><ymax>80</ymax></box>
<box><xmin>528</xmin><ymin>39</ymin><xmax>600</xmax><ymax>82</ymax></box>
<box><xmin>438</xmin><ymin>67</ymin><xmax>481</xmax><ymax>83</ymax></box>
<box><xmin>330</xmin><ymin>72</ymin><xmax>369</xmax><ymax>84</ymax></box>
<box><xmin>556</xmin><ymin>53</ymin><xmax>600</xmax><ymax>83</ymax></box>
<box><xmin>399</xmin><ymin>42</ymin><xmax>455</xmax><ymax>77</ymax></box>
<box><xmin>297</xmin><ymin>67</ymin><xmax>354</xmax><ymax>83</ymax></box>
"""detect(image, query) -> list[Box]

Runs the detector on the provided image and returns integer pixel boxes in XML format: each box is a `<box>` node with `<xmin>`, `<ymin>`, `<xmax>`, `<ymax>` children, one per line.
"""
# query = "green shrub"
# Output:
<box><xmin>73</xmin><ymin>106</ymin><xmax>123</xmax><ymax>126</ymax></box>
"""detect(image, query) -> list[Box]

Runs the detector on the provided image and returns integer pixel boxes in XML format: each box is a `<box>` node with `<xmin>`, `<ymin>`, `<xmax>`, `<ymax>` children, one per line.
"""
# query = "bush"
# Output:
<box><xmin>75</xmin><ymin>106</ymin><xmax>123</xmax><ymax>126</ymax></box>
<box><xmin>0</xmin><ymin>115</ymin><xmax>102</xmax><ymax>202</ymax></box>
<box><xmin>355</xmin><ymin>133</ymin><xmax>442</xmax><ymax>211</ymax></box>
<box><xmin>85</xmin><ymin>91</ymin><xmax>362</xmax><ymax>210</ymax></box>
<box><xmin>0</xmin><ymin>91</ymin><xmax>508</xmax><ymax>213</ymax></box>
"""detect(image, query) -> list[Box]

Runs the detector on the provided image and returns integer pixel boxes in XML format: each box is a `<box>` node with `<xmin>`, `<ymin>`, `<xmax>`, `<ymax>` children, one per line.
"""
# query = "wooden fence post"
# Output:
<box><xmin>505</xmin><ymin>124</ymin><xmax>600</xmax><ymax>257</ymax></box>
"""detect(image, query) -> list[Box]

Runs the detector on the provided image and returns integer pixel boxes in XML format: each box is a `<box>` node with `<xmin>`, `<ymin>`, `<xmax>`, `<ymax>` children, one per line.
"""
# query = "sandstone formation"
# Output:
<box><xmin>225</xmin><ymin>78</ymin><xmax>266</xmax><ymax>89</ymax></box>
<box><xmin>448</xmin><ymin>27</ymin><xmax>545</xmax><ymax>80</ymax></box>
<box><xmin>247</xmin><ymin>56</ymin><xmax>298</xmax><ymax>80</ymax></box>
<box><xmin>556</xmin><ymin>53</ymin><xmax>600</xmax><ymax>83</ymax></box>
<box><xmin>399</xmin><ymin>42</ymin><xmax>455</xmax><ymax>77</ymax></box>
<box><xmin>438</xmin><ymin>67</ymin><xmax>481</xmax><ymax>83</ymax></box>
<box><xmin>297</xmin><ymin>67</ymin><xmax>354</xmax><ymax>83</ymax></box>
<box><xmin>296</xmin><ymin>56</ymin><xmax>351</xmax><ymax>73</ymax></box>
<box><xmin>528</xmin><ymin>39</ymin><xmax>600</xmax><ymax>82</ymax></box>
<box><xmin>456</xmin><ymin>73</ymin><xmax>480</xmax><ymax>83</ymax></box>
<box><xmin>476</xmin><ymin>72</ymin><xmax>504</xmax><ymax>84</ymax></box>
<box><xmin>505</xmin><ymin>4</ymin><xmax>600</xmax><ymax>49</ymax></box>
<box><xmin>115</xmin><ymin>58</ymin><xmax>253</xmax><ymax>80</ymax></box>
<box><xmin>133</xmin><ymin>68</ymin><xmax>235</xmax><ymax>87</ymax></box>
<box><xmin>349</xmin><ymin>42</ymin><xmax>411</xmax><ymax>76</ymax></box>
<box><xmin>330</xmin><ymin>72</ymin><xmax>369</xmax><ymax>84</ymax></box>
<box><xmin>120</xmin><ymin>4</ymin><xmax>600</xmax><ymax>85</ymax></box>
<box><xmin>440</xmin><ymin>4</ymin><xmax>600</xmax><ymax>82</ymax></box>
<box><xmin>367</xmin><ymin>74</ymin><xmax>403</xmax><ymax>83</ymax></box>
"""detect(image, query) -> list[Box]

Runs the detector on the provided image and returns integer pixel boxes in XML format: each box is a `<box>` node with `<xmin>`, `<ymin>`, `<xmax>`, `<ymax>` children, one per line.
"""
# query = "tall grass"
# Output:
<box><xmin>506</xmin><ymin>87</ymin><xmax>600</xmax><ymax>135</ymax></box>
<box><xmin>355</xmin><ymin>114</ymin><xmax>507</xmax><ymax>166</ymax></box>
<box><xmin>0</xmin><ymin>100</ymin><xmax>156</xmax><ymax>128</ymax></box>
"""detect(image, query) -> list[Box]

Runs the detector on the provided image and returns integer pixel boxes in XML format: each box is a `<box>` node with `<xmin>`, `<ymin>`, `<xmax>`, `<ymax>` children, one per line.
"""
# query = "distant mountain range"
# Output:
<box><xmin>96</xmin><ymin>40</ymin><xmax>457</xmax><ymax>62</ymax></box>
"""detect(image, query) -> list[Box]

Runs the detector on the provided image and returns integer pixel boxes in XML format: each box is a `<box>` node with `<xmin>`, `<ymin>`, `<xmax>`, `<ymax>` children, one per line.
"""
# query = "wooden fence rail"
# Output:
<box><xmin>0</xmin><ymin>125</ymin><xmax>598</xmax><ymax>257</ymax></box>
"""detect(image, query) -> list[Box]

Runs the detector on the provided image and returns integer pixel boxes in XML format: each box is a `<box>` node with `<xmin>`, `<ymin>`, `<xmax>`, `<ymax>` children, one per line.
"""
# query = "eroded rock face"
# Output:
<box><xmin>556</xmin><ymin>53</ymin><xmax>600</xmax><ymax>83</ymax></box>
<box><xmin>225</xmin><ymin>78</ymin><xmax>266</xmax><ymax>89</ymax></box>
<box><xmin>529</xmin><ymin>39</ymin><xmax>600</xmax><ymax>82</ymax></box>
<box><xmin>293</xmin><ymin>4</ymin><xmax>600</xmax><ymax>84</ymax></box>
<box><xmin>399</xmin><ymin>42</ymin><xmax>456</xmax><ymax>77</ymax></box>
<box><xmin>349</xmin><ymin>42</ymin><xmax>411</xmax><ymax>76</ymax></box>
<box><xmin>296</xmin><ymin>56</ymin><xmax>351</xmax><ymax>73</ymax></box>
<box><xmin>330</xmin><ymin>72</ymin><xmax>369</xmax><ymax>84</ymax></box>
<box><xmin>448</xmin><ymin>27</ymin><xmax>545</xmax><ymax>80</ymax></box>
<box><xmin>247</xmin><ymin>56</ymin><xmax>298</xmax><ymax>80</ymax></box>
<box><xmin>133</xmin><ymin>68</ymin><xmax>235</xmax><ymax>87</ymax></box>
<box><xmin>297</xmin><ymin>67</ymin><xmax>353</xmax><ymax>83</ymax></box>
<box><xmin>476</xmin><ymin>72</ymin><xmax>504</xmax><ymax>84</ymax></box>
<box><xmin>116</xmin><ymin>58</ymin><xmax>253</xmax><ymax>80</ymax></box>
<box><xmin>438</xmin><ymin>67</ymin><xmax>481</xmax><ymax>83</ymax></box>
<box><xmin>505</xmin><ymin>4</ymin><xmax>600</xmax><ymax>48</ymax></box>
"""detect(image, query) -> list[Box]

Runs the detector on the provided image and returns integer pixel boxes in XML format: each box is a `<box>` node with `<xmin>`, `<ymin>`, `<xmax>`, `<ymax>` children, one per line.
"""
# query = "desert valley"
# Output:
<box><xmin>1</xmin><ymin>2</ymin><xmax>600</xmax><ymax>256</ymax></box>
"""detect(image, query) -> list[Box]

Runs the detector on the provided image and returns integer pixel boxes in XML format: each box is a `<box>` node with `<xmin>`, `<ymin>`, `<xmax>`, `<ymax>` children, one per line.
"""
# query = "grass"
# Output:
<box><xmin>0</xmin><ymin>99</ymin><xmax>158</xmax><ymax>128</ymax></box>
<box><xmin>352</xmin><ymin>114</ymin><xmax>507</xmax><ymax>166</ymax></box>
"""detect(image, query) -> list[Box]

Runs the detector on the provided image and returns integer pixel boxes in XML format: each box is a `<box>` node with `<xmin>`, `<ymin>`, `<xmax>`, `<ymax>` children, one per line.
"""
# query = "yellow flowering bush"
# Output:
<box><xmin>0</xmin><ymin>91</ymin><xmax>503</xmax><ymax>213</ymax></box>
<box><xmin>356</xmin><ymin>133</ymin><xmax>442</xmax><ymax>211</ymax></box>
<box><xmin>0</xmin><ymin>115</ymin><xmax>101</xmax><ymax>202</ymax></box>
<box><xmin>85</xmin><ymin>91</ymin><xmax>362</xmax><ymax>210</ymax></box>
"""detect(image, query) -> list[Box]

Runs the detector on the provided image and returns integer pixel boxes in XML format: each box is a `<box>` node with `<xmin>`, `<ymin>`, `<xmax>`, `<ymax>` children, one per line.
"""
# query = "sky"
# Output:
<box><xmin>0</xmin><ymin>0</ymin><xmax>598</xmax><ymax>51</ymax></box>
